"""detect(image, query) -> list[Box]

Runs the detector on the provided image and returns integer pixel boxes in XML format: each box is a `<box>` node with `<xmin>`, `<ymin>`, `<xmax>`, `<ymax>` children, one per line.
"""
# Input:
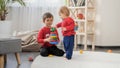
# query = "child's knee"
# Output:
<box><xmin>40</xmin><ymin>53</ymin><xmax>49</xmax><ymax>57</ymax></box>
<box><xmin>56</xmin><ymin>50</ymin><xmax>65</xmax><ymax>56</ymax></box>
<box><xmin>40</xmin><ymin>48</ymin><xmax>49</xmax><ymax>57</ymax></box>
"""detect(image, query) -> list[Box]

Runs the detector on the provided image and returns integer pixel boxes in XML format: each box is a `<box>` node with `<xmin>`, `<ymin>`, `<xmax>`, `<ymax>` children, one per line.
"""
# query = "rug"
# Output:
<box><xmin>31</xmin><ymin>51</ymin><xmax>120</xmax><ymax>68</ymax></box>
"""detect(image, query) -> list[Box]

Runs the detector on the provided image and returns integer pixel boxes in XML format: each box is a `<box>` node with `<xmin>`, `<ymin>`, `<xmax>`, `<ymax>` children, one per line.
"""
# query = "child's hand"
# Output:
<box><xmin>44</xmin><ymin>37</ymin><xmax>51</xmax><ymax>42</ymax></box>
<box><xmin>51</xmin><ymin>25</ymin><xmax>57</xmax><ymax>29</ymax></box>
<box><xmin>62</xmin><ymin>27</ymin><xmax>67</xmax><ymax>31</ymax></box>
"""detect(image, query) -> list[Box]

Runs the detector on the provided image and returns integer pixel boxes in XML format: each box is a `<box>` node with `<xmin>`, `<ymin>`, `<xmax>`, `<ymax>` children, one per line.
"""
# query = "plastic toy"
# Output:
<box><xmin>77</xmin><ymin>13</ymin><xmax>84</xmax><ymax>19</ymax></box>
<box><xmin>48</xmin><ymin>54</ymin><xmax>53</xmax><ymax>57</ymax></box>
<box><xmin>80</xmin><ymin>50</ymin><xmax>83</xmax><ymax>54</ymax></box>
<box><xmin>107</xmin><ymin>49</ymin><xmax>112</xmax><ymax>53</ymax></box>
<box><xmin>50</xmin><ymin>27</ymin><xmax>56</xmax><ymax>32</ymax></box>
<box><xmin>74</xmin><ymin>22</ymin><xmax>78</xmax><ymax>31</ymax></box>
<box><xmin>50</xmin><ymin>27</ymin><xmax>59</xmax><ymax>45</ymax></box>
<box><xmin>28</xmin><ymin>56</ymin><xmax>33</xmax><ymax>61</ymax></box>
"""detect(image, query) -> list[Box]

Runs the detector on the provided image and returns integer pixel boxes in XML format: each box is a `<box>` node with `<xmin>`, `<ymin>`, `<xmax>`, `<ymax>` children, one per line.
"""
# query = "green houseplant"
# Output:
<box><xmin>0</xmin><ymin>0</ymin><xmax>25</xmax><ymax>38</ymax></box>
<box><xmin>0</xmin><ymin>0</ymin><xmax>25</xmax><ymax>21</ymax></box>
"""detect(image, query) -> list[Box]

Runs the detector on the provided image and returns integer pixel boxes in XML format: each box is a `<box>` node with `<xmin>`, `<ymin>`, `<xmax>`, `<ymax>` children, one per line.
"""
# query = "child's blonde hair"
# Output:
<box><xmin>59</xmin><ymin>6</ymin><xmax>70</xmax><ymax>16</ymax></box>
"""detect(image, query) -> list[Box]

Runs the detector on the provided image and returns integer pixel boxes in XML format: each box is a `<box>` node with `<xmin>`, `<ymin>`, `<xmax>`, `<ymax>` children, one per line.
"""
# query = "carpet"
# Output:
<box><xmin>31</xmin><ymin>51</ymin><xmax>120</xmax><ymax>68</ymax></box>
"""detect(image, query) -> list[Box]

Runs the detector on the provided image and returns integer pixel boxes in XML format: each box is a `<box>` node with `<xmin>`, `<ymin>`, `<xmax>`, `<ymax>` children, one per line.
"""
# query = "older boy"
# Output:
<box><xmin>37</xmin><ymin>12</ymin><xmax>64</xmax><ymax>57</ymax></box>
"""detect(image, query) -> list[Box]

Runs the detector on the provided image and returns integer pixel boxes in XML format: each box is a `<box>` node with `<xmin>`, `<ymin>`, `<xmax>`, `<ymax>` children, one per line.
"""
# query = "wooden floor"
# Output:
<box><xmin>5</xmin><ymin>52</ymin><xmax>39</xmax><ymax>68</ymax></box>
<box><xmin>5</xmin><ymin>46</ymin><xmax>120</xmax><ymax>68</ymax></box>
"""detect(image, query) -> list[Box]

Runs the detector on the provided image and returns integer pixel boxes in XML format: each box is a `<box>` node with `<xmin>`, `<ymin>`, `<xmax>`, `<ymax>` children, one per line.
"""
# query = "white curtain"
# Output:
<box><xmin>10</xmin><ymin>0</ymin><xmax>65</xmax><ymax>33</ymax></box>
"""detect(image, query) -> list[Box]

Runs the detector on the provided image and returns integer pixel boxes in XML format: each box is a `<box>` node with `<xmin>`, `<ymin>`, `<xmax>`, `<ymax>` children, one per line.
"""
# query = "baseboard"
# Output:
<box><xmin>77</xmin><ymin>44</ymin><xmax>120</xmax><ymax>48</ymax></box>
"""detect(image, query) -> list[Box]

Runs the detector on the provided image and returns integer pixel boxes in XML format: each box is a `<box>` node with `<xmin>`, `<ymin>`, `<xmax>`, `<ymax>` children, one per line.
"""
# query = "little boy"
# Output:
<box><xmin>37</xmin><ymin>12</ymin><xmax>64</xmax><ymax>57</ymax></box>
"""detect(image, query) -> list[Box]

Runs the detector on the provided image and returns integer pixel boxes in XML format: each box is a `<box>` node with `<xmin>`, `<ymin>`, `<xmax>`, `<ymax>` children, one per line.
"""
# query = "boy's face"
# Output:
<box><xmin>44</xmin><ymin>17</ymin><xmax>53</xmax><ymax>27</ymax></box>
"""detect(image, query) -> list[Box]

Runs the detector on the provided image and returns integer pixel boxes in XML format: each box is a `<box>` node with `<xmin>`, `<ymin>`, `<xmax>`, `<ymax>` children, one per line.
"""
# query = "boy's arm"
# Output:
<box><xmin>37</xmin><ymin>29</ymin><xmax>51</xmax><ymax>45</ymax></box>
<box><xmin>37</xmin><ymin>29</ymin><xmax>44</xmax><ymax>44</ymax></box>
<box><xmin>56</xmin><ymin>22</ymin><xmax>62</xmax><ymax>28</ymax></box>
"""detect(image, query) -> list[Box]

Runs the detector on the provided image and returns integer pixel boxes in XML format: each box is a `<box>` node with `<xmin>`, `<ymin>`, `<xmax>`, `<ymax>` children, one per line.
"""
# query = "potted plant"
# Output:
<box><xmin>0</xmin><ymin>0</ymin><xmax>25</xmax><ymax>38</ymax></box>
<box><xmin>0</xmin><ymin>0</ymin><xmax>25</xmax><ymax>20</ymax></box>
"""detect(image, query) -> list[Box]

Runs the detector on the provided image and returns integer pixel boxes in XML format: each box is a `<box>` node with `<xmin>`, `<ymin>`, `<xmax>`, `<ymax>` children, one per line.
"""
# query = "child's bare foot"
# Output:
<box><xmin>63</xmin><ymin>57</ymin><xmax>71</xmax><ymax>60</ymax></box>
<box><xmin>64</xmin><ymin>57</ymin><xmax>68</xmax><ymax>60</ymax></box>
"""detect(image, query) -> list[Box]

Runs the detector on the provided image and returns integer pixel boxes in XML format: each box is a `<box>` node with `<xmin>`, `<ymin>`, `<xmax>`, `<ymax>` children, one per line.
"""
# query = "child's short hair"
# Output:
<box><xmin>59</xmin><ymin>6</ymin><xmax>70</xmax><ymax>16</ymax></box>
<box><xmin>43</xmin><ymin>12</ymin><xmax>53</xmax><ymax>22</ymax></box>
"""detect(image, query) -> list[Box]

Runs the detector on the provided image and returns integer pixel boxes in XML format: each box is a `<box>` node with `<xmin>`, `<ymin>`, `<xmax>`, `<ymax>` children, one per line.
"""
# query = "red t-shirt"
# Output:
<box><xmin>56</xmin><ymin>17</ymin><xmax>75</xmax><ymax>36</ymax></box>
<box><xmin>37</xmin><ymin>26</ymin><xmax>59</xmax><ymax>47</ymax></box>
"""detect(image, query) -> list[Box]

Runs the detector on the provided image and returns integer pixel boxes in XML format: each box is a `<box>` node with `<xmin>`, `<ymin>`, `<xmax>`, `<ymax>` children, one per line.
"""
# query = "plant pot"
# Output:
<box><xmin>0</xmin><ymin>14</ymin><xmax>6</xmax><ymax>21</ymax></box>
<box><xmin>0</xmin><ymin>21</ymin><xmax>12</xmax><ymax>38</ymax></box>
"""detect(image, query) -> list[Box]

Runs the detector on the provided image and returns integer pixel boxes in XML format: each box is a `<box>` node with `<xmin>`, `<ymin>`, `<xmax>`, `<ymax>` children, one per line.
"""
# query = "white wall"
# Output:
<box><xmin>95</xmin><ymin>0</ymin><xmax>120</xmax><ymax>46</ymax></box>
<box><xmin>8</xmin><ymin>0</ymin><xmax>120</xmax><ymax>46</ymax></box>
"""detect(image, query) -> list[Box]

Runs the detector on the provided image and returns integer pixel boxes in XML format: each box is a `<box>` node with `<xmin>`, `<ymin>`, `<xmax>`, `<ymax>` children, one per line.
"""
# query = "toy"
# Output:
<box><xmin>107</xmin><ymin>49</ymin><xmax>112</xmax><ymax>53</ymax></box>
<box><xmin>77</xmin><ymin>13</ymin><xmax>84</xmax><ymax>19</ymax></box>
<box><xmin>50</xmin><ymin>27</ymin><xmax>59</xmax><ymax>45</ymax></box>
<box><xmin>50</xmin><ymin>27</ymin><xmax>56</xmax><ymax>32</ymax></box>
<box><xmin>48</xmin><ymin>54</ymin><xmax>53</xmax><ymax>57</ymax></box>
<box><xmin>74</xmin><ymin>22</ymin><xmax>78</xmax><ymax>31</ymax></box>
<box><xmin>80</xmin><ymin>50</ymin><xmax>83</xmax><ymax>54</ymax></box>
<box><xmin>28</xmin><ymin>56</ymin><xmax>33</xmax><ymax>61</ymax></box>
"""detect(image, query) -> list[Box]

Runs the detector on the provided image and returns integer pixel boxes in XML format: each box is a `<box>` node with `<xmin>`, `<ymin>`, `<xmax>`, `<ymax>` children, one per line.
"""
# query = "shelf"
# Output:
<box><xmin>87</xmin><ymin>20</ymin><xmax>94</xmax><ymax>22</ymax></box>
<box><xmin>75</xmin><ymin>31</ymin><xmax>85</xmax><ymax>35</ymax></box>
<box><xmin>74</xmin><ymin>19</ymin><xmax>94</xmax><ymax>22</ymax></box>
<box><xmin>68</xmin><ymin>6</ymin><xmax>85</xmax><ymax>9</ymax></box>
<box><xmin>87</xmin><ymin>32</ymin><xmax>94</xmax><ymax>35</ymax></box>
<box><xmin>74</xmin><ymin>19</ymin><xmax>85</xmax><ymax>22</ymax></box>
<box><xmin>67</xmin><ymin>0</ymin><xmax>95</xmax><ymax>50</ymax></box>
<box><xmin>68</xmin><ymin>7</ymin><xmax>94</xmax><ymax>9</ymax></box>
<box><xmin>75</xmin><ymin>31</ymin><xmax>94</xmax><ymax>35</ymax></box>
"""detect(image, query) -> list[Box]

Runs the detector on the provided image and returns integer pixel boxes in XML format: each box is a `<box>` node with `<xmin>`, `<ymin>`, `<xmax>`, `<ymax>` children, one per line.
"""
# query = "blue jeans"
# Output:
<box><xmin>63</xmin><ymin>35</ymin><xmax>74</xmax><ymax>59</ymax></box>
